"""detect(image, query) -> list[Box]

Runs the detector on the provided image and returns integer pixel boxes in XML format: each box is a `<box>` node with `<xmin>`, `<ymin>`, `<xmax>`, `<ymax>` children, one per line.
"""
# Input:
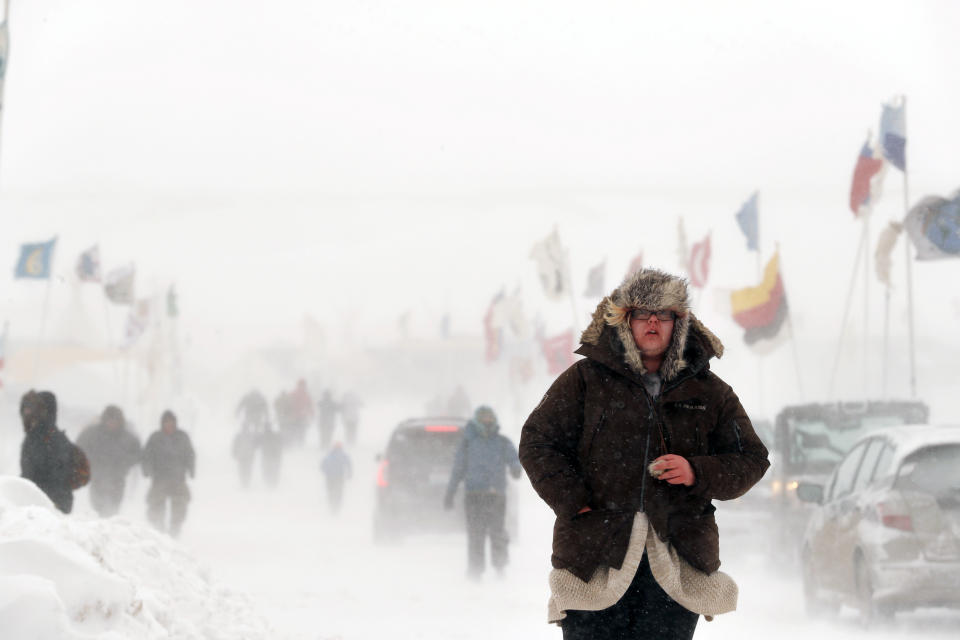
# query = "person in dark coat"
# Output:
<box><xmin>316</xmin><ymin>389</ymin><xmax>339</xmax><ymax>449</ymax></box>
<box><xmin>76</xmin><ymin>405</ymin><xmax>141</xmax><ymax>517</ymax></box>
<box><xmin>320</xmin><ymin>442</ymin><xmax>352</xmax><ymax>513</ymax></box>
<box><xmin>142</xmin><ymin>410</ymin><xmax>195</xmax><ymax>537</ymax></box>
<box><xmin>19</xmin><ymin>390</ymin><xmax>90</xmax><ymax>514</ymax></box>
<box><xmin>519</xmin><ymin>268</ymin><xmax>770</xmax><ymax>640</ymax></box>
<box><xmin>444</xmin><ymin>405</ymin><xmax>523</xmax><ymax>579</ymax></box>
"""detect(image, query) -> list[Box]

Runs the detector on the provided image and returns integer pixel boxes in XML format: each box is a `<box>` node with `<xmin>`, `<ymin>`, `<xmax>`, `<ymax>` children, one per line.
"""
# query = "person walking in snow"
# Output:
<box><xmin>19</xmin><ymin>390</ymin><xmax>90</xmax><ymax>514</ymax></box>
<box><xmin>142</xmin><ymin>410</ymin><xmax>195</xmax><ymax>537</ymax></box>
<box><xmin>76</xmin><ymin>405</ymin><xmax>141</xmax><ymax>516</ymax></box>
<box><xmin>444</xmin><ymin>405</ymin><xmax>523</xmax><ymax>579</ymax></box>
<box><xmin>320</xmin><ymin>442</ymin><xmax>352</xmax><ymax>514</ymax></box>
<box><xmin>519</xmin><ymin>268</ymin><xmax>770</xmax><ymax>639</ymax></box>
<box><xmin>316</xmin><ymin>389</ymin><xmax>339</xmax><ymax>449</ymax></box>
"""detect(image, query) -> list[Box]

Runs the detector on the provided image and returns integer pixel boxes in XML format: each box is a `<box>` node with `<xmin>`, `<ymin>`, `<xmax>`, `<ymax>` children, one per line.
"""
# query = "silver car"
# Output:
<box><xmin>797</xmin><ymin>425</ymin><xmax>960</xmax><ymax>624</ymax></box>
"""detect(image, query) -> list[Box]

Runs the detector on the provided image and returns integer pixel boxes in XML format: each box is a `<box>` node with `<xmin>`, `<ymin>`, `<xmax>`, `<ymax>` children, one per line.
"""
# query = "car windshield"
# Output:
<box><xmin>895</xmin><ymin>444</ymin><xmax>960</xmax><ymax>505</ymax></box>
<box><xmin>389</xmin><ymin>429</ymin><xmax>462</xmax><ymax>468</ymax></box>
<box><xmin>788</xmin><ymin>414</ymin><xmax>906</xmax><ymax>471</ymax></box>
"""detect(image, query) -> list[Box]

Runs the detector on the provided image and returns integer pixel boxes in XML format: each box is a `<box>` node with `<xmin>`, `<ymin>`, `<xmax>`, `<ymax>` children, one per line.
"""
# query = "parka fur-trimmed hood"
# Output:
<box><xmin>580</xmin><ymin>268</ymin><xmax>724</xmax><ymax>381</ymax></box>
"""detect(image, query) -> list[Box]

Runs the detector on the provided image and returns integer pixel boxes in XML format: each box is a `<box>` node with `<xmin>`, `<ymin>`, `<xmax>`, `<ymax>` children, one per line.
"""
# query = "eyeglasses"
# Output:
<box><xmin>630</xmin><ymin>309</ymin><xmax>676</xmax><ymax>322</ymax></box>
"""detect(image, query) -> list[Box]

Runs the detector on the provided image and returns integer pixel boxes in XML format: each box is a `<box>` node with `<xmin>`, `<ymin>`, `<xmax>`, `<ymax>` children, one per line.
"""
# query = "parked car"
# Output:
<box><xmin>797</xmin><ymin>424</ymin><xmax>960</xmax><ymax>624</ymax></box>
<box><xmin>372</xmin><ymin>417</ymin><xmax>519</xmax><ymax>542</ymax></box>
<box><xmin>769</xmin><ymin>400</ymin><xmax>929</xmax><ymax>557</ymax></box>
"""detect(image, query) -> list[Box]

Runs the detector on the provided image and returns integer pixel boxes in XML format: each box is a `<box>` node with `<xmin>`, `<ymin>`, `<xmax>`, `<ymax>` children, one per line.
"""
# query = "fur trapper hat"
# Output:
<box><xmin>580</xmin><ymin>268</ymin><xmax>723</xmax><ymax>381</ymax></box>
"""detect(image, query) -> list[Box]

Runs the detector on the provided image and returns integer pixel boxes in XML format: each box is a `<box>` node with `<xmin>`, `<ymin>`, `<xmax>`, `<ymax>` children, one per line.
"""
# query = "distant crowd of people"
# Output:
<box><xmin>231</xmin><ymin>381</ymin><xmax>361</xmax><ymax>513</ymax></box>
<box><xmin>18</xmin><ymin>390</ymin><xmax>196</xmax><ymax>537</ymax></box>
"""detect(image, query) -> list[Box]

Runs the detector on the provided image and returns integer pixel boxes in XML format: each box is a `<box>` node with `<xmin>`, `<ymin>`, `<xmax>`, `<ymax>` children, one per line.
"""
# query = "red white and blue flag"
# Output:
<box><xmin>878</xmin><ymin>97</ymin><xmax>907</xmax><ymax>172</ymax></box>
<box><xmin>849</xmin><ymin>136</ymin><xmax>886</xmax><ymax>217</ymax></box>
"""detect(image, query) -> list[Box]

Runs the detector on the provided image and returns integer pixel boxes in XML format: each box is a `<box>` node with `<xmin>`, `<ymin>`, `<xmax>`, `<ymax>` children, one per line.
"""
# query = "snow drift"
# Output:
<box><xmin>0</xmin><ymin>475</ymin><xmax>272</xmax><ymax>639</ymax></box>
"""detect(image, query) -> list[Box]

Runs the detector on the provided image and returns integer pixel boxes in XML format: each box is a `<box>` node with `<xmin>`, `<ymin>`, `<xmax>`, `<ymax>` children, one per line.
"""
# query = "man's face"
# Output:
<box><xmin>629</xmin><ymin>310</ymin><xmax>676</xmax><ymax>360</ymax></box>
<box><xmin>162</xmin><ymin>417</ymin><xmax>176</xmax><ymax>433</ymax></box>
<box><xmin>105</xmin><ymin>416</ymin><xmax>123</xmax><ymax>431</ymax></box>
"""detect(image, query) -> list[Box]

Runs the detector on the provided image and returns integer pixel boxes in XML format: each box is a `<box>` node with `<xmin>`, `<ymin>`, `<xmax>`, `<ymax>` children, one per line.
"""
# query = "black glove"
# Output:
<box><xmin>443</xmin><ymin>493</ymin><xmax>454</xmax><ymax>510</ymax></box>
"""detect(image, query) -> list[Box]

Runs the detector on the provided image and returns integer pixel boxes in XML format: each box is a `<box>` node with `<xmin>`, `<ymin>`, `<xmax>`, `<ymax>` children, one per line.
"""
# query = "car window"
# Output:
<box><xmin>873</xmin><ymin>444</ymin><xmax>895</xmax><ymax>482</ymax></box>
<box><xmin>895</xmin><ymin>444</ymin><xmax>960</xmax><ymax>501</ymax></box>
<box><xmin>829</xmin><ymin>441</ymin><xmax>867</xmax><ymax>501</ymax></box>
<box><xmin>852</xmin><ymin>438</ymin><xmax>884</xmax><ymax>492</ymax></box>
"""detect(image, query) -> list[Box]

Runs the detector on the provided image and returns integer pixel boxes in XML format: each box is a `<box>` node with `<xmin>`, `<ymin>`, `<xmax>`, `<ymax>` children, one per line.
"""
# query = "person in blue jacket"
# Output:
<box><xmin>444</xmin><ymin>405</ymin><xmax>523</xmax><ymax>579</ymax></box>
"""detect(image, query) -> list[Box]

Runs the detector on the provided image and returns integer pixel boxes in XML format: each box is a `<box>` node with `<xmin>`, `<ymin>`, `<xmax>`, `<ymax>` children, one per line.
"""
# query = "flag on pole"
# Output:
<box><xmin>875</xmin><ymin>221</ymin><xmax>903</xmax><ymax>286</ymax></box>
<box><xmin>849</xmin><ymin>135</ymin><xmax>886</xmax><ymax>217</ymax></box>
<box><xmin>903</xmin><ymin>190</ymin><xmax>960</xmax><ymax>260</ymax></box>
<box><xmin>503</xmin><ymin>288</ymin><xmax>529</xmax><ymax>338</ymax></box>
<box><xmin>878</xmin><ymin>97</ymin><xmax>907</xmax><ymax>172</ymax></box>
<box><xmin>730</xmin><ymin>251</ymin><xmax>789</xmax><ymax>354</ymax></box>
<box><xmin>626</xmin><ymin>251</ymin><xmax>644</xmax><ymax>278</ymax></box>
<box><xmin>14</xmin><ymin>238</ymin><xmax>57</xmax><ymax>279</ymax></box>
<box><xmin>104</xmin><ymin>264</ymin><xmax>135</xmax><ymax>304</ymax></box>
<box><xmin>541</xmin><ymin>330</ymin><xmax>574</xmax><ymax>375</ymax></box>
<box><xmin>735</xmin><ymin>192</ymin><xmax>759</xmax><ymax>252</ymax></box>
<box><xmin>483</xmin><ymin>290</ymin><xmax>505</xmax><ymax>362</ymax></box>
<box><xmin>530</xmin><ymin>229</ymin><xmax>570</xmax><ymax>301</ymax></box>
<box><xmin>688</xmin><ymin>233</ymin><xmax>711</xmax><ymax>288</ymax></box>
<box><xmin>583</xmin><ymin>260</ymin><xmax>605</xmax><ymax>297</ymax></box>
<box><xmin>76</xmin><ymin>245</ymin><xmax>102</xmax><ymax>282</ymax></box>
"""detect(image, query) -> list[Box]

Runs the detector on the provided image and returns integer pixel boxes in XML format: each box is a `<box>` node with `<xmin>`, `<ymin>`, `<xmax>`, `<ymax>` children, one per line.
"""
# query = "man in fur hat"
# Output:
<box><xmin>519</xmin><ymin>268</ymin><xmax>769</xmax><ymax>640</ymax></box>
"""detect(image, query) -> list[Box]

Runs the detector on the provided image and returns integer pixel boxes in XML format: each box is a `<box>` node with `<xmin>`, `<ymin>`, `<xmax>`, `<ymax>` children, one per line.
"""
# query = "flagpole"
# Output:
<box><xmin>756</xmin><ymin>197</ymin><xmax>763</xmax><ymax>417</ymax></box>
<box><xmin>901</xmin><ymin>96</ymin><xmax>917</xmax><ymax>398</ymax></box>
<box><xmin>829</xmin><ymin>227</ymin><xmax>867</xmax><ymax>399</ymax></box>
<box><xmin>777</xmin><ymin>244</ymin><xmax>805</xmax><ymax>402</ymax></box>
<box><xmin>31</xmin><ymin>279</ymin><xmax>53</xmax><ymax>382</ymax></box>
<box><xmin>862</xmin><ymin>215</ymin><xmax>870</xmax><ymax>400</ymax></box>
<box><xmin>882</xmin><ymin>284</ymin><xmax>891</xmax><ymax>400</ymax></box>
<box><xmin>902</xmin><ymin>176</ymin><xmax>917</xmax><ymax>398</ymax></box>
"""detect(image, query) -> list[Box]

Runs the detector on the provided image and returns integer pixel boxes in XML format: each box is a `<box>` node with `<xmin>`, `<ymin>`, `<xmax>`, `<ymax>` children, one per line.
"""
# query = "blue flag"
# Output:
<box><xmin>879</xmin><ymin>97</ymin><xmax>907</xmax><ymax>172</ymax></box>
<box><xmin>14</xmin><ymin>238</ymin><xmax>57</xmax><ymax>279</ymax></box>
<box><xmin>904</xmin><ymin>190</ymin><xmax>960</xmax><ymax>260</ymax></box>
<box><xmin>735</xmin><ymin>192</ymin><xmax>759</xmax><ymax>252</ymax></box>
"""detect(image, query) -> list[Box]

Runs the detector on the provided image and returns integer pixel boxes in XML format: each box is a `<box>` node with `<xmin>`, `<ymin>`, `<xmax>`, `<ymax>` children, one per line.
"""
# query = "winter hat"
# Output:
<box><xmin>34</xmin><ymin>391</ymin><xmax>58</xmax><ymax>426</ymax></box>
<box><xmin>474</xmin><ymin>405</ymin><xmax>497</xmax><ymax>424</ymax></box>
<box><xmin>580</xmin><ymin>268</ymin><xmax>723</xmax><ymax>381</ymax></box>
<box><xmin>102</xmin><ymin>405</ymin><xmax>124</xmax><ymax>423</ymax></box>
<box><xmin>160</xmin><ymin>409</ymin><xmax>177</xmax><ymax>426</ymax></box>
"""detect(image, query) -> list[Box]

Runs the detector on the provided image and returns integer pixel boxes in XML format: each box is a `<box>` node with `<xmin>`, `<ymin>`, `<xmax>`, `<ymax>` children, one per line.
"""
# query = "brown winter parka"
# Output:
<box><xmin>519</xmin><ymin>285</ymin><xmax>769</xmax><ymax>582</ymax></box>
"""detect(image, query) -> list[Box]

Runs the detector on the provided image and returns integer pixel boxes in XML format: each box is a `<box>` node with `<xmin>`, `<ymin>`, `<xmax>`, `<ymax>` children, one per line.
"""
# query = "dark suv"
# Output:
<box><xmin>373</xmin><ymin>417</ymin><xmax>469</xmax><ymax>540</ymax></box>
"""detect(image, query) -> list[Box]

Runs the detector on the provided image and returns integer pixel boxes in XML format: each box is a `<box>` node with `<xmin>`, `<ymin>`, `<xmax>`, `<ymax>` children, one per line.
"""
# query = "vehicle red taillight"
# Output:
<box><xmin>376</xmin><ymin>459</ymin><xmax>389</xmax><ymax>488</ymax></box>
<box><xmin>424</xmin><ymin>425</ymin><xmax>459</xmax><ymax>432</ymax></box>
<box><xmin>877</xmin><ymin>502</ymin><xmax>913</xmax><ymax>532</ymax></box>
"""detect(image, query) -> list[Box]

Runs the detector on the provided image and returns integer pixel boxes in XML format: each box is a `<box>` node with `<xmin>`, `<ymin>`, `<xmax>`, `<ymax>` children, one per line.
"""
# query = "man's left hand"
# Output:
<box><xmin>652</xmin><ymin>454</ymin><xmax>696</xmax><ymax>486</ymax></box>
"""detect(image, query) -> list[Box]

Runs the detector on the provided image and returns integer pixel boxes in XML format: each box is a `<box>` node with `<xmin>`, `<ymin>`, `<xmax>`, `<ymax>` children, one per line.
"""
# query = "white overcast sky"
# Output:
<box><xmin>0</xmin><ymin>0</ymin><xmax>957</xmax><ymax>416</ymax></box>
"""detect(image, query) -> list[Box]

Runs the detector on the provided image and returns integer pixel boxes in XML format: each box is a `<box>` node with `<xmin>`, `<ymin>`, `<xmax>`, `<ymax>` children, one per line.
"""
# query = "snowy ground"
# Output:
<box><xmin>4</xmin><ymin>415</ymin><xmax>960</xmax><ymax>639</ymax></box>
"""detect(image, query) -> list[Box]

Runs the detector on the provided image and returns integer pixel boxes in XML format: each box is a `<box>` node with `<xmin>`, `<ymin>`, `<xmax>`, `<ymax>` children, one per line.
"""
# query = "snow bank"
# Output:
<box><xmin>0</xmin><ymin>476</ymin><xmax>273</xmax><ymax>639</ymax></box>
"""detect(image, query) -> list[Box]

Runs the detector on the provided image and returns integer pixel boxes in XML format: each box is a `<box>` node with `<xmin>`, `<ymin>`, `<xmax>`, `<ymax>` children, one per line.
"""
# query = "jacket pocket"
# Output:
<box><xmin>552</xmin><ymin>509</ymin><xmax>632</xmax><ymax>576</ymax></box>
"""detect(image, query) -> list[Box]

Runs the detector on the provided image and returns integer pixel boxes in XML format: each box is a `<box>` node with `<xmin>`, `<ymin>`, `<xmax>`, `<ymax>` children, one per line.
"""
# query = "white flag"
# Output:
<box><xmin>530</xmin><ymin>229</ymin><xmax>570</xmax><ymax>301</ymax></box>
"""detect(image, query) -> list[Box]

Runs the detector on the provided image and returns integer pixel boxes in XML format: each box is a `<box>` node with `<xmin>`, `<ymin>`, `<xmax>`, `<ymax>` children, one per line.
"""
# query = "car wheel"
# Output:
<box><xmin>855</xmin><ymin>555</ymin><xmax>892</xmax><ymax>627</ymax></box>
<box><xmin>802</xmin><ymin>548</ymin><xmax>839</xmax><ymax>617</ymax></box>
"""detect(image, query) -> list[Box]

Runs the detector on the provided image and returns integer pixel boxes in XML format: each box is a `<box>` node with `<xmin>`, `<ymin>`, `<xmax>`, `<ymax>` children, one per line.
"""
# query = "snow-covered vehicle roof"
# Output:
<box><xmin>851</xmin><ymin>424</ymin><xmax>960</xmax><ymax>468</ymax></box>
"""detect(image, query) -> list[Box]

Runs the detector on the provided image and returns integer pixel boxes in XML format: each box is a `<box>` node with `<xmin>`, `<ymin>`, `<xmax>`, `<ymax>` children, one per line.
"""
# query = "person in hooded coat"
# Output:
<box><xmin>20</xmin><ymin>390</ymin><xmax>90</xmax><ymax>514</ymax></box>
<box><xmin>76</xmin><ymin>405</ymin><xmax>141</xmax><ymax>516</ymax></box>
<box><xmin>320</xmin><ymin>442</ymin><xmax>352</xmax><ymax>513</ymax></box>
<box><xmin>142</xmin><ymin>410</ymin><xmax>195</xmax><ymax>537</ymax></box>
<box><xmin>519</xmin><ymin>268</ymin><xmax>769</xmax><ymax>640</ymax></box>
<box><xmin>444</xmin><ymin>405</ymin><xmax>523</xmax><ymax>579</ymax></box>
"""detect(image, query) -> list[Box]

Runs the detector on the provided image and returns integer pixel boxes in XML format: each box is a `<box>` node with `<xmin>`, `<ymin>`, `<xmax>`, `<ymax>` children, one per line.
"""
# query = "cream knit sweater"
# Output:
<box><xmin>547</xmin><ymin>512</ymin><xmax>738</xmax><ymax>624</ymax></box>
